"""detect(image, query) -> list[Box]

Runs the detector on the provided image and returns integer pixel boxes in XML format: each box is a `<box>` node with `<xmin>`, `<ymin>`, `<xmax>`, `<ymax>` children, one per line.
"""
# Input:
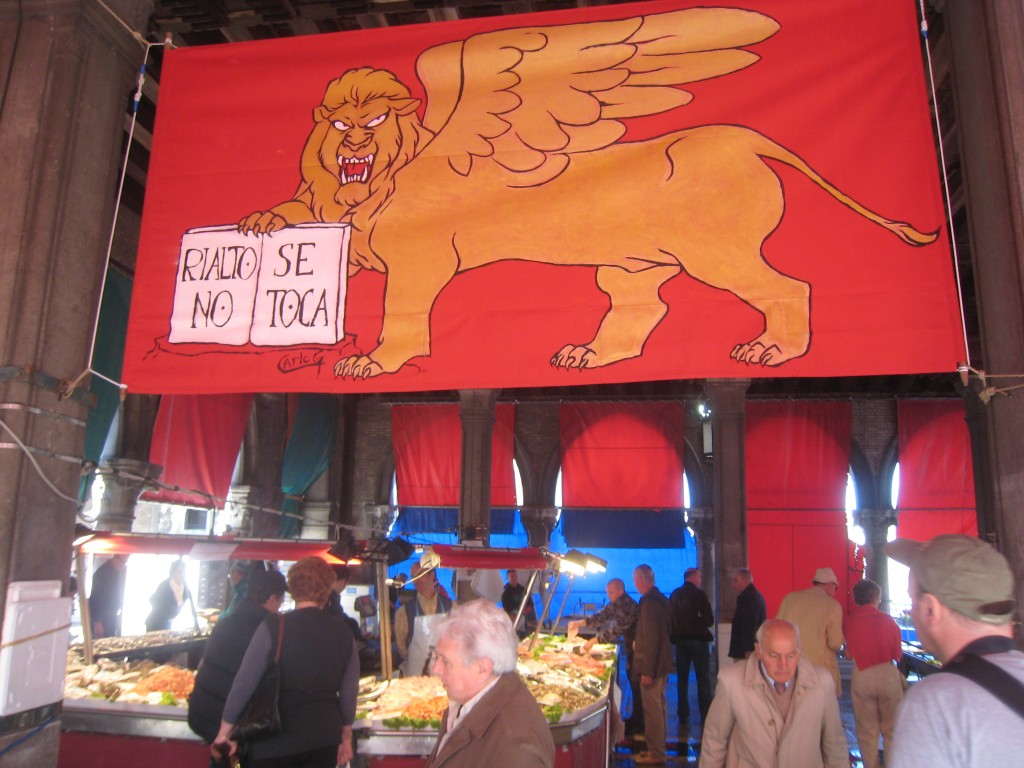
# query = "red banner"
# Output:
<box><xmin>123</xmin><ymin>0</ymin><xmax>964</xmax><ymax>394</ymax></box>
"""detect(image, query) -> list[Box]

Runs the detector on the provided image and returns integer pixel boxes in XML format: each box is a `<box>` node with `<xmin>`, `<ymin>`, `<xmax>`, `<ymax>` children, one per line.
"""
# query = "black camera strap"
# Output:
<box><xmin>940</xmin><ymin>639</ymin><xmax>1024</xmax><ymax>722</ymax></box>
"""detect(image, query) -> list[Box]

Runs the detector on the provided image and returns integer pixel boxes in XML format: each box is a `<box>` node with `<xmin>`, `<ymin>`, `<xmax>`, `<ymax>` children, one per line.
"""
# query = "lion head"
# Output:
<box><xmin>299</xmin><ymin>67</ymin><xmax>433</xmax><ymax>224</ymax></box>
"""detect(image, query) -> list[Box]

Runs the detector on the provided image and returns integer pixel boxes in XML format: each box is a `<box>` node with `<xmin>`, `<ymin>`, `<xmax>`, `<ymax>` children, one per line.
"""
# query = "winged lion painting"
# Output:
<box><xmin>235</xmin><ymin>6</ymin><xmax>938</xmax><ymax>379</ymax></box>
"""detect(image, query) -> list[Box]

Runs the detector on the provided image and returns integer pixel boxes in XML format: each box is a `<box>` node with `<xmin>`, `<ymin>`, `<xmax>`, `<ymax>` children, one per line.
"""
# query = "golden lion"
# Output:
<box><xmin>239</xmin><ymin>7</ymin><xmax>937</xmax><ymax>378</ymax></box>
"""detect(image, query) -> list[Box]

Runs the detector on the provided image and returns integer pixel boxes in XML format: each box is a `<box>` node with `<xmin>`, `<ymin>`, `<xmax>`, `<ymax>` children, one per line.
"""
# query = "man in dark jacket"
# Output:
<box><xmin>728</xmin><ymin>568</ymin><xmax>766</xmax><ymax>663</ymax></box>
<box><xmin>500</xmin><ymin>569</ymin><xmax>536</xmax><ymax>637</ymax></box>
<box><xmin>325</xmin><ymin>564</ymin><xmax>364</xmax><ymax>642</ymax></box>
<box><xmin>633</xmin><ymin>564</ymin><xmax>674</xmax><ymax>766</ymax></box>
<box><xmin>88</xmin><ymin>555</ymin><xmax>127</xmax><ymax>638</ymax></box>
<box><xmin>669</xmin><ymin>567</ymin><xmax>714</xmax><ymax>730</ymax></box>
<box><xmin>188</xmin><ymin>568</ymin><xmax>286</xmax><ymax>762</ymax></box>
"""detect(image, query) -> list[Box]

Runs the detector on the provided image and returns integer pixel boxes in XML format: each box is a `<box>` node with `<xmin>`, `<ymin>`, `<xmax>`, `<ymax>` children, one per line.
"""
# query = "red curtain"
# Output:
<box><xmin>391</xmin><ymin>404</ymin><xmax>516</xmax><ymax>507</ymax></box>
<box><xmin>746</xmin><ymin>401</ymin><xmax>852</xmax><ymax>615</ymax></box>
<box><xmin>143</xmin><ymin>393</ymin><xmax>253</xmax><ymax>508</ymax></box>
<box><xmin>559</xmin><ymin>402</ymin><xmax>685</xmax><ymax>508</ymax></box>
<box><xmin>896</xmin><ymin>400</ymin><xmax>977</xmax><ymax>539</ymax></box>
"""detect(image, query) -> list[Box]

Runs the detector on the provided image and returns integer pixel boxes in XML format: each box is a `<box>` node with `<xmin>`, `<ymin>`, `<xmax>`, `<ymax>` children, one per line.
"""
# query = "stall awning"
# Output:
<box><xmin>76</xmin><ymin>531</ymin><xmax>347</xmax><ymax>563</ymax></box>
<box><xmin>427</xmin><ymin>544</ymin><xmax>548</xmax><ymax>571</ymax></box>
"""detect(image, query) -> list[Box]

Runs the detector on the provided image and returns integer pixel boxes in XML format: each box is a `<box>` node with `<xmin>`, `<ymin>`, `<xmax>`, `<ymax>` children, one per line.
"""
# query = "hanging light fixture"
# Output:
<box><xmin>559</xmin><ymin>550</ymin><xmax>588</xmax><ymax>576</ymax></box>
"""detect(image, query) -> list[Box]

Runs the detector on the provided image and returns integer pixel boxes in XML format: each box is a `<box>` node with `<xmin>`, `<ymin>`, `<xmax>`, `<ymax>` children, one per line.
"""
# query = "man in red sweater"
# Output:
<box><xmin>843</xmin><ymin>579</ymin><xmax>905</xmax><ymax>768</ymax></box>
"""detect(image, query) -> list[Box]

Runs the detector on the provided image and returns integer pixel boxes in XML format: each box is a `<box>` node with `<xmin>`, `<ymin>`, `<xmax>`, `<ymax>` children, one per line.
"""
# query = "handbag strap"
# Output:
<box><xmin>941</xmin><ymin>653</ymin><xmax>1024</xmax><ymax>722</ymax></box>
<box><xmin>270</xmin><ymin>614</ymin><xmax>285</xmax><ymax>662</ymax></box>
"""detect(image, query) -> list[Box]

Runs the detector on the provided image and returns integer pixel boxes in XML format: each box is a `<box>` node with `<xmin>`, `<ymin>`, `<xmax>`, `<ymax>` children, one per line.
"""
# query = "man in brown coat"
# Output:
<box><xmin>777</xmin><ymin>567</ymin><xmax>845</xmax><ymax>694</ymax></box>
<box><xmin>426</xmin><ymin>600</ymin><xmax>554</xmax><ymax>768</ymax></box>
<box><xmin>632</xmin><ymin>564</ymin><xmax>674</xmax><ymax>765</ymax></box>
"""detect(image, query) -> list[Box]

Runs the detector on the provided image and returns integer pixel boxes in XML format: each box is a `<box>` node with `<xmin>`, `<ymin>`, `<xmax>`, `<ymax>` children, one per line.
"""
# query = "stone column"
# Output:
<box><xmin>960</xmin><ymin>383</ymin><xmax>996</xmax><ymax>541</ymax></box>
<box><xmin>521</xmin><ymin>508</ymin><xmax>559</xmax><ymax>549</ymax></box>
<box><xmin>456</xmin><ymin>390</ymin><xmax>499</xmax><ymax>602</ymax></box>
<box><xmin>0</xmin><ymin>1</ymin><xmax>154</xmax><ymax>763</ymax></box>
<box><xmin>246</xmin><ymin>485</ymin><xmax>286</xmax><ymax>539</ymax></box>
<box><xmin>225</xmin><ymin>484</ymin><xmax>256</xmax><ymax>536</ymax></box>
<box><xmin>244</xmin><ymin>394</ymin><xmax>288</xmax><ymax>537</ymax></box>
<box><xmin>95</xmin><ymin>458</ymin><xmax>163</xmax><ymax>532</ymax></box>
<box><xmin>457</xmin><ymin>389</ymin><xmax>499</xmax><ymax>544</ymax></box>
<box><xmin>115</xmin><ymin>394</ymin><xmax>160</xmax><ymax>462</ymax></box>
<box><xmin>687</xmin><ymin>506</ymin><xmax>716</xmax><ymax>588</ymax></box>
<box><xmin>853</xmin><ymin>507</ymin><xmax>898</xmax><ymax>608</ymax></box>
<box><xmin>706</xmin><ymin>379</ymin><xmax>750</xmax><ymax>625</ymax></box>
<box><xmin>945</xmin><ymin>0</ymin><xmax>1024</xmax><ymax>645</ymax></box>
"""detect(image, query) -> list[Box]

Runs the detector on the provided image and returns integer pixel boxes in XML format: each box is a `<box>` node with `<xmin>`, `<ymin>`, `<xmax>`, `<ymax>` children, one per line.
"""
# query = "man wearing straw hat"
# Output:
<box><xmin>777</xmin><ymin>567</ymin><xmax>845</xmax><ymax>694</ymax></box>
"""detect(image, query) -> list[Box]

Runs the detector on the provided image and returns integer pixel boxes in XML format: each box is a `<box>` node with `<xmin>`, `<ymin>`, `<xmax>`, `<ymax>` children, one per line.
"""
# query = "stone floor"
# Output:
<box><xmin>612</xmin><ymin>661</ymin><xmax>868</xmax><ymax>766</ymax></box>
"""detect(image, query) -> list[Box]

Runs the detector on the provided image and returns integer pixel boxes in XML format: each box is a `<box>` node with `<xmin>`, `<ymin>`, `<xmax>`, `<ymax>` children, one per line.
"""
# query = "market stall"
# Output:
<box><xmin>60</xmin><ymin>537</ymin><xmax>613</xmax><ymax>768</ymax></box>
<box><xmin>357</xmin><ymin>544</ymin><xmax>614</xmax><ymax>768</ymax></box>
<box><xmin>60</xmin><ymin>532</ymin><xmax>351</xmax><ymax>768</ymax></box>
<box><xmin>354</xmin><ymin>635</ymin><xmax>616</xmax><ymax>768</ymax></box>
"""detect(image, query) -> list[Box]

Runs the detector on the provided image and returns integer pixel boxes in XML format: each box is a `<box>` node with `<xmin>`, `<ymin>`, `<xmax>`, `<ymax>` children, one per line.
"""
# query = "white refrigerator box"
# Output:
<box><xmin>0</xmin><ymin>580</ymin><xmax>70</xmax><ymax>716</ymax></box>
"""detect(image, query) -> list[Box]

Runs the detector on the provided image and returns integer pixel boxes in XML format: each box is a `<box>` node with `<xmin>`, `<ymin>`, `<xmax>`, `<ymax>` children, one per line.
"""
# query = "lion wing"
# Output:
<box><xmin>415</xmin><ymin>7</ymin><xmax>779</xmax><ymax>186</ymax></box>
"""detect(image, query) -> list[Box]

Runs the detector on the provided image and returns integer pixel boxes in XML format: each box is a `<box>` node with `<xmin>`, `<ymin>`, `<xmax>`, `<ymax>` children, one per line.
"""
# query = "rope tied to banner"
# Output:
<box><xmin>60</xmin><ymin>29</ymin><xmax>175</xmax><ymax>403</ymax></box>
<box><xmin>916</xmin><ymin>0</ymin><xmax>972</xmax><ymax>374</ymax></box>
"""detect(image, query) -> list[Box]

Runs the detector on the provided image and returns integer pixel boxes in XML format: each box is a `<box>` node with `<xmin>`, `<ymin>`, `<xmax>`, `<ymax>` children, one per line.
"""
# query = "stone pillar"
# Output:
<box><xmin>853</xmin><ymin>507</ymin><xmax>898</xmax><ymax>608</ymax></box>
<box><xmin>521</xmin><ymin>508</ymin><xmax>559</xmax><ymax>549</ymax></box>
<box><xmin>0</xmin><ymin>1</ymin><xmax>154</xmax><ymax>763</ymax></box>
<box><xmin>246</xmin><ymin>485</ymin><xmax>286</xmax><ymax>539</ymax></box>
<box><xmin>244</xmin><ymin>394</ymin><xmax>289</xmax><ymax>537</ymax></box>
<box><xmin>456</xmin><ymin>390</ymin><xmax>499</xmax><ymax>602</ymax></box>
<box><xmin>687</xmin><ymin>506</ymin><xmax>715</xmax><ymax>584</ymax></box>
<box><xmin>457</xmin><ymin>389</ymin><xmax>499</xmax><ymax>544</ymax></box>
<box><xmin>95</xmin><ymin>458</ymin><xmax>162</xmax><ymax>532</ymax></box>
<box><xmin>115</xmin><ymin>393</ymin><xmax>160</xmax><ymax>462</ymax></box>
<box><xmin>960</xmin><ymin>383</ymin><xmax>996</xmax><ymax>541</ymax></box>
<box><xmin>225</xmin><ymin>485</ymin><xmax>255</xmax><ymax>535</ymax></box>
<box><xmin>706</xmin><ymin>379</ymin><xmax>750</xmax><ymax>624</ymax></box>
<box><xmin>945</xmin><ymin>0</ymin><xmax>1024</xmax><ymax>644</ymax></box>
<box><xmin>300</xmin><ymin>500</ymin><xmax>332</xmax><ymax>540</ymax></box>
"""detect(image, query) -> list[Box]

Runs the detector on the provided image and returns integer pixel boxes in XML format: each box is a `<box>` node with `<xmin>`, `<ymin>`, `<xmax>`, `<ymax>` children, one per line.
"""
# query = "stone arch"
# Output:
<box><xmin>848</xmin><ymin>439</ymin><xmax>878</xmax><ymax>511</ymax></box>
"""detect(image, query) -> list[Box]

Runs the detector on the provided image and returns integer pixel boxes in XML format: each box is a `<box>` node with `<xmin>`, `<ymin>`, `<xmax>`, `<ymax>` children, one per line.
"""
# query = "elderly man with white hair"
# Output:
<box><xmin>699</xmin><ymin>619</ymin><xmax>848</xmax><ymax>768</ymax></box>
<box><xmin>426</xmin><ymin>600</ymin><xmax>555</xmax><ymax>768</ymax></box>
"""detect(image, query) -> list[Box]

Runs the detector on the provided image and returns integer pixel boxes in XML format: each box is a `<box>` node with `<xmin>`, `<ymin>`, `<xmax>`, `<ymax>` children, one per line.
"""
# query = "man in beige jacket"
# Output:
<box><xmin>777</xmin><ymin>567</ymin><xmax>845</xmax><ymax>694</ymax></box>
<box><xmin>699</xmin><ymin>619</ymin><xmax>848</xmax><ymax>768</ymax></box>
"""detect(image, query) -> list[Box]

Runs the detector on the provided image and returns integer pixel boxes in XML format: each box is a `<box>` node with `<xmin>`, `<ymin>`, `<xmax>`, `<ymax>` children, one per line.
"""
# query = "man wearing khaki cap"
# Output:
<box><xmin>777</xmin><ymin>567</ymin><xmax>845</xmax><ymax>694</ymax></box>
<box><xmin>887</xmin><ymin>534</ymin><xmax>1023</xmax><ymax>768</ymax></box>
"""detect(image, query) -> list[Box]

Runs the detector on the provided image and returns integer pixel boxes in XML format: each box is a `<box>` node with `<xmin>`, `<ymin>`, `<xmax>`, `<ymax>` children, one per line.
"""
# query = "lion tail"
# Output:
<box><xmin>753</xmin><ymin>133</ymin><xmax>940</xmax><ymax>247</ymax></box>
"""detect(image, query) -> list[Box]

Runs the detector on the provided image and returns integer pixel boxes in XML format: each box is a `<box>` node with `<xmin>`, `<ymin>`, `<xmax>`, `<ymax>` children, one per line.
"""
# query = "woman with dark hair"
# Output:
<box><xmin>213</xmin><ymin>556</ymin><xmax>359</xmax><ymax>768</ymax></box>
<box><xmin>145</xmin><ymin>559</ymin><xmax>194</xmax><ymax>632</ymax></box>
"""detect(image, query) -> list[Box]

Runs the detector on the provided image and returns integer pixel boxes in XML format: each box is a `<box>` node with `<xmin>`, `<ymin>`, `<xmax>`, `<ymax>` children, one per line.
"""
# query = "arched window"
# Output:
<box><xmin>888</xmin><ymin>462</ymin><xmax>911</xmax><ymax>619</ymax></box>
<box><xmin>844</xmin><ymin>470</ymin><xmax>864</xmax><ymax>546</ymax></box>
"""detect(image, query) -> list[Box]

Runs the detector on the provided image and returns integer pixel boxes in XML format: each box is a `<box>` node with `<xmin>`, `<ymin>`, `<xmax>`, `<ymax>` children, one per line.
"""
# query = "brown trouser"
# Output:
<box><xmin>640</xmin><ymin>675</ymin><xmax>668</xmax><ymax>759</ymax></box>
<box><xmin>851</xmin><ymin>662</ymin><xmax>905</xmax><ymax>768</ymax></box>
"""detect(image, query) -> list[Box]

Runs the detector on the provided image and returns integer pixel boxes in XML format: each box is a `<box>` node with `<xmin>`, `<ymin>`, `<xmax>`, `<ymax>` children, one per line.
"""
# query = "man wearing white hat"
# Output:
<box><xmin>886</xmin><ymin>535</ymin><xmax>1023</xmax><ymax>768</ymax></box>
<box><xmin>777</xmin><ymin>567</ymin><xmax>845</xmax><ymax>694</ymax></box>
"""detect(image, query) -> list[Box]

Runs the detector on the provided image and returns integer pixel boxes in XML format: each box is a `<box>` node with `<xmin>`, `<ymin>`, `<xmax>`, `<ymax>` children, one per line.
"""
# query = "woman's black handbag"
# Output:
<box><xmin>230</xmin><ymin>614</ymin><xmax>286</xmax><ymax>741</ymax></box>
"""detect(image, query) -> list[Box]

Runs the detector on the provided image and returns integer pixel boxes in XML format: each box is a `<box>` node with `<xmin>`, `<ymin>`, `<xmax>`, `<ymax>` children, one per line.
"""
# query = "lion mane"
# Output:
<box><xmin>296</xmin><ymin>68</ymin><xmax>432</xmax><ymax>253</ymax></box>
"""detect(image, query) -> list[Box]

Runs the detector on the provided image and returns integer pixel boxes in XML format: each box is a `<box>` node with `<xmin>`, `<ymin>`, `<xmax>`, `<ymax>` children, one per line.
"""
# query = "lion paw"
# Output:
<box><xmin>334</xmin><ymin>356</ymin><xmax>385</xmax><ymax>379</ymax></box>
<box><xmin>238</xmin><ymin>211</ymin><xmax>287</xmax><ymax>235</ymax></box>
<box><xmin>730</xmin><ymin>341</ymin><xmax>784</xmax><ymax>366</ymax></box>
<box><xmin>551</xmin><ymin>344</ymin><xmax>597</xmax><ymax>370</ymax></box>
